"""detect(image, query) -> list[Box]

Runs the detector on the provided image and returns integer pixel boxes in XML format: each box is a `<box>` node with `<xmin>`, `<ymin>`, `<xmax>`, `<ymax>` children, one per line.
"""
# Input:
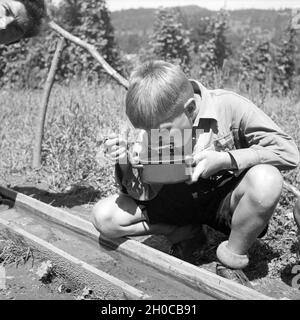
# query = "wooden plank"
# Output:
<box><xmin>0</xmin><ymin>187</ymin><xmax>273</xmax><ymax>300</ymax></box>
<box><xmin>0</xmin><ymin>216</ymin><xmax>150</xmax><ymax>300</ymax></box>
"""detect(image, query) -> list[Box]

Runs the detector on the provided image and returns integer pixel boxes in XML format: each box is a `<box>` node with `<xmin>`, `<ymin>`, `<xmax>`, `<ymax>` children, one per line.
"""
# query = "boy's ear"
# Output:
<box><xmin>184</xmin><ymin>98</ymin><xmax>196</xmax><ymax>118</ymax></box>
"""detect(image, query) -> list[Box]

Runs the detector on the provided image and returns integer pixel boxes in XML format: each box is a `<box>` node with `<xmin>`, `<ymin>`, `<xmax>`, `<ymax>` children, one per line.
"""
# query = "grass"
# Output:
<box><xmin>254</xmin><ymin>95</ymin><xmax>300</xmax><ymax>282</ymax></box>
<box><xmin>0</xmin><ymin>81</ymin><xmax>299</xmax><ymax>284</ymax></box>
<box><xmin>0</xmin><ymin>236</ymin><xmax>33</xmax><ymax>267</ymax></box>
<box><xmin>0</xmin><ymin>82</ymin><xmax>128</xmax><ymax>195</ymax></box>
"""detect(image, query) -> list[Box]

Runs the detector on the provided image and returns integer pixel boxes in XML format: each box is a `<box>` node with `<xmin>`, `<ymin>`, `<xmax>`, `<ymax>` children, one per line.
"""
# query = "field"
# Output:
<box><xmin>0</xmin><ymin>81</ymin><xmax>300</xmax><ymax>293</ymax></box>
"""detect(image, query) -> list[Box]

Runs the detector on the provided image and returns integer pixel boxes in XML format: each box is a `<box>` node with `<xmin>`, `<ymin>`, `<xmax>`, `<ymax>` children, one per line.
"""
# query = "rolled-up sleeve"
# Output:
<box><xmin>227</xmin><ymin>95</ymin><xmax>300</xmax><ymax>171</ymax></box>
<box><xmin>115</xmin><ymin>163</ymin><xmax>162</xmax><ymax>201</ymax></box>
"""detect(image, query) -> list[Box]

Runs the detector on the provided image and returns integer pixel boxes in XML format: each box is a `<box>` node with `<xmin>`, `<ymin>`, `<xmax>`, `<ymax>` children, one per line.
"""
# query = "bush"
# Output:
<box><xmin>273</xmin><ymin>24</ymin><xmax>297</xmax><ymax>96</ymax></box>
<box><xmin>149</xmin><ymin>7</ymin><xmax>191</xmax><ymax>73</ymax></box>
<box><xmin>191</xmin><ymin>10</ymin><xmax>231</xmax><ymax>85</ymax></box>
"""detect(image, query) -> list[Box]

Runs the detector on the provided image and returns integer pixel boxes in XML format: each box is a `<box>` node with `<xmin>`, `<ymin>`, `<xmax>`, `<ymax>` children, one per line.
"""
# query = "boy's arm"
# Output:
<box><xmin>115</xmin><ymin>163</ymin><xmax>162</xmax><ymax>201</ymax></box>
<box><xmin>227</xmin><ymin>95</ymin><xmax>300</xmax><ymax>171</ymax></box>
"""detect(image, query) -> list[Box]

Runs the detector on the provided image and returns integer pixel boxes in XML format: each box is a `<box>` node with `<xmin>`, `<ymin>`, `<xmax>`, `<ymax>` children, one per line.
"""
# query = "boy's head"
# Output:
<box><xmin>126</xmin><ymin>60</ymin><xmax>197</xmax><ymax>132</ymax></box>
<box><xmin>0</xmin><ymin>0</ymin><xmax>45</xmax><ymax>45</ymax></box>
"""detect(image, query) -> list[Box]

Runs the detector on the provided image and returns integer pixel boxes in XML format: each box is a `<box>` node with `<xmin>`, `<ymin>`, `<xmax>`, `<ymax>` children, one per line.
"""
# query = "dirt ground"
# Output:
<box><xmin>0</xmin><ymin>261</ymin><xmax>75</xmax><ymax>300</ymax></box>
<box><xmin>0</xmin><ymin>235</ymin><xmax>98</xmax><ymax>301</ymax></box>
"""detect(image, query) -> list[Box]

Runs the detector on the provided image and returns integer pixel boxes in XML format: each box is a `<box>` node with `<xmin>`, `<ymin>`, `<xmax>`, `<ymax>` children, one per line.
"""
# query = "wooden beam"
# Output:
<box><xmin>0</xmin><ymin>216</ymin><xmax>149</xmax><ymax>300</ymax></box>
<box><xmin>0</xmin><ymin>187</ymin><xmax>273</xmax><ymax>300</ymax></box>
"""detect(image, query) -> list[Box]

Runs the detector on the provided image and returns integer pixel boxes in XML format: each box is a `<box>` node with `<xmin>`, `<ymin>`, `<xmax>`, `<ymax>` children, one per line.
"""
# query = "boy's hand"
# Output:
<box><xmin>190</xmin><ymin>150</ymin><xmax>232</xmax><ymax>182</ymax></box>
<box><xmin>103</xmin><ymin>133</ymin><xmax>128</xmax><ymax>163</ymax></box>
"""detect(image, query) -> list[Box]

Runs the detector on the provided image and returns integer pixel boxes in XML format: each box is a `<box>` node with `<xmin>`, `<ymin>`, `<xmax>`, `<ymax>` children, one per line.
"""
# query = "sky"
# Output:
<box><xmin>106</xmin><ymin>0</ymin><xmax>300</xmax><ymax>11</ymax></box>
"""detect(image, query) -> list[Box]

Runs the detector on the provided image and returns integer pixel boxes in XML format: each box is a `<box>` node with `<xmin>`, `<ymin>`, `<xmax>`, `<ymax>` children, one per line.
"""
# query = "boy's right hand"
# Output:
<box><xmin>103</xmin><ymin>133</ymin><xmax>128</xmax><ymax>163</ymax></box>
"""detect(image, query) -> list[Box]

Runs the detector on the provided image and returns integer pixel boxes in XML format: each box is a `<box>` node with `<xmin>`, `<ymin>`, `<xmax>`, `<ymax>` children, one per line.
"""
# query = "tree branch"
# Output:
<box><xmin>48</xmin><ymin>20</ymin><xmax>129</xmax><ymax>89</ymax></box>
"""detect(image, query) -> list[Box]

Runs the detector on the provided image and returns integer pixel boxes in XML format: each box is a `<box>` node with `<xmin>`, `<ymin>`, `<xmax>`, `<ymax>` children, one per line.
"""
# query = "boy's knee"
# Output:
<box><xmin>92</xmin><ymin>197</ymin><xmax>118</xmax><ymax>238</ymax></box>
<box><xmin>244</xmin><ymin>164</ymin><xmax>283</xmax><ymax>210</ymax></box>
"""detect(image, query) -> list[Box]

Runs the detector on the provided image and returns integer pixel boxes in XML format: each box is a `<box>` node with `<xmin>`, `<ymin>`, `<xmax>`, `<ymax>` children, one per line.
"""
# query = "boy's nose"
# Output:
<box><xmin>0</xmin><ymin>15</ymin><xmax>14</xmax><ymax>30</ymax></box>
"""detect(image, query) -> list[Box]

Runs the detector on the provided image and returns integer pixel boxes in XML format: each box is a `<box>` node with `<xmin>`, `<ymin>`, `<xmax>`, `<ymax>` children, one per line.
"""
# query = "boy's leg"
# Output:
<box><xmin>217</xmin><ymin>164</ymin><xmax>283</xmax><ymax>269</ymax></box>
<box><xmin>92</xmin><ymin>193</ymin><xmax>198</xmax><ymax>242</ymax></box>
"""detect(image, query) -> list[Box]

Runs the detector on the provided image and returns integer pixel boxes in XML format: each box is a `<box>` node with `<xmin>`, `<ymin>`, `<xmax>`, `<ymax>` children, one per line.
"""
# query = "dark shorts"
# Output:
<box><xmin>135</xmin><ymin>171</ymin><xmax>268</xmax><ymax>238</ymax></box>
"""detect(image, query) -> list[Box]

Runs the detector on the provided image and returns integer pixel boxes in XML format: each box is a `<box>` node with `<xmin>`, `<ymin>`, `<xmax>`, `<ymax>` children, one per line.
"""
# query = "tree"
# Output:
<box><xmin>273</xmin><ymin>23</ymin><xmax>297</xmax><ymax>95</ymax></box>
<box><xmin>32</xmin><ymin>19</ymin><xmax>129</xmax><ymax>168</ymax></box>
<box><xmin>253</xmin><ymin>41</ymin><xmax>272</xmax><ymax>95</ymax></box>
<box><xmin>239</xmin><ymin>37</ymin><xmax>257</xmax><ymax>91</ymax></box>
<box><xmin>57</xmin><ymin>0</ymin><xmax>81</xmax><ymax>29</ymax></box>
<box><xmin>194</xmin><ymin>10</ymin><xmax>231</xmax><ymax>83</ymax></box>
<box><xmin>0</xmin><ymin>0</ymin><xmax>122</xmax><ymax>88</ymax></box>
<box><xmin>239</xmin><ymin>36</ymin><xmax>272</xmax><ymax>94</ymax></box>
<box><xmin>0</xmin><ymin>46</ymin><xmax>7</xmax><ymax>79</ymax></box>
<box><xmin>77</xmin><ymin>1</ymin><xmax>121</xmax><ymax>75</ymax></box>
<box><xmin>150</xmin><ymin>8</ymin><xmax>191</xmax><ymax>73</ymax></box>
<box><xmin>0</xmin><ymin>0</ymin><xmax>58</xmax><ymax>89</ymax></box>
<box><xmin>213</xmin><ymin>10</ymin><xmax>231</xmax><ymax>69</ymax></box>
<box><xmin>0</xmin><ymin>38</ymin><xmax>48</xmax><ymax>89</ymax></box>
<box><xmin>239</xmin><ymin>33</ymin><xmax>273</xmax><ymax>97</ymax></box>
<box><xmin>190</xmin><ymin>17</ymin><xmax>212</xmax><ymax>51</ymax></box>
<box><xmin>53</xmin><ymin>0</ymin><xmax>122</xmax><ymax>82</ymax></box>
<box><xmin>197</xmin><ymin>39</ymin><xmax>219</xmax><ymax>79</ymax></box>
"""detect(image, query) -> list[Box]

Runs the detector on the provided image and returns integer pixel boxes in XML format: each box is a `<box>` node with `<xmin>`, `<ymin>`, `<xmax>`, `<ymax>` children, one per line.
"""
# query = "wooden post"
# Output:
<box><xmin>32</xmin><ymin>37</ymin><xmax>65</xmax><ymax>169</ymax></box>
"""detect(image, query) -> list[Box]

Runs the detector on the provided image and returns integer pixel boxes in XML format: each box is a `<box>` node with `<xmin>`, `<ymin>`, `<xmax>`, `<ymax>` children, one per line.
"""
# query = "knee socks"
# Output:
<box><xmin>216</xmin><ymin>241</ymin><xmax>249</xmax><ymax>269</ymax></box>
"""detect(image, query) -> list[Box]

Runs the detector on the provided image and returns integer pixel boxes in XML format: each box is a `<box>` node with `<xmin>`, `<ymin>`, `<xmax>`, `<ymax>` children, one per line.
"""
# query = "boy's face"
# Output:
<box><xmin>147</xmin><ymin>96</ymin><xmax>197</xmax><ymax>149</ymax></box>
<box><xmin>158</xmin><ymin>96</ymin><xmax>196</xmax><ymax>130</ymax></box>
<box><xmin>0</xmin><ymin>0</ymin><xmax>27</xmax><ymax>44</ymax></box>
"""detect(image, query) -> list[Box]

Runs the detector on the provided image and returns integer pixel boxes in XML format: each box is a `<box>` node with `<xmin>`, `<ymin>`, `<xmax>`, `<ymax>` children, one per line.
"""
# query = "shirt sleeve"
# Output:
<box><xmin>227</xmin><ymin>94</ymin><xmax>300</xmax><ymax>171</ymax></box>
<box><xmin>114</xmin><ymin>129</ymin><xmax>162</xmax><ymax>201</ymax></box>
<box><xmin>114</xmin><ymin>163</ymin><xmax>162</xmax><ymax>201</ymax></box>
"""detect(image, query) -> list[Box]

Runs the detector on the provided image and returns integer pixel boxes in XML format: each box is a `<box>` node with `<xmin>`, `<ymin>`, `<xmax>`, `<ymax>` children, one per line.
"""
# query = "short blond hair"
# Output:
<box><xmin>126</xmin><ymin>60</ymin><xmax>193</xmax><ymax>130</ymax></box>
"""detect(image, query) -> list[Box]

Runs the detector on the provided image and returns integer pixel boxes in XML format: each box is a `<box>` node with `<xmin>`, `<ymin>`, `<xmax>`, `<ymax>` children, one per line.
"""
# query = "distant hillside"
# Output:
<box><xmin>111</xmin><ymin>6</ymin><xmax>293</xmax><ymax>54</ymax></box>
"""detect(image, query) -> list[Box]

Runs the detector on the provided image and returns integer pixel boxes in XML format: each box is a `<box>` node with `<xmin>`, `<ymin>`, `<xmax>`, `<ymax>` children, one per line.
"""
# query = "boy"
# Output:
<box><xmin>93</xmin><ymin>60</ymin><xmax>299</xmax><ymax>286</ymax></box>
<box><xmin>0</xmin><ymin>0</ymin><xmax>45</xmax><ymax>45</ymax></box>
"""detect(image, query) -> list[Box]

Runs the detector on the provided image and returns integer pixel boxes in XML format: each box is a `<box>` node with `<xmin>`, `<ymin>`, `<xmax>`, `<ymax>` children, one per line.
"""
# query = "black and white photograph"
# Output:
<box><xmin>0</xmin><ymin>0</ymin><xmax>300</xmax><ymax>305</ymax></box>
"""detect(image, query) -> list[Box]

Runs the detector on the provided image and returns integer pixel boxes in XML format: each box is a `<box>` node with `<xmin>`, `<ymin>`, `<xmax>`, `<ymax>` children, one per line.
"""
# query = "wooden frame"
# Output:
<box><xmin>0</xmin><ymin>216</ymin><xmax>149</xmax><ymax>300</ymax></box>
<box><xmin>0</xmin><ymin>186</ymin><xmax>275</xmax><ymax>300</ymax></box>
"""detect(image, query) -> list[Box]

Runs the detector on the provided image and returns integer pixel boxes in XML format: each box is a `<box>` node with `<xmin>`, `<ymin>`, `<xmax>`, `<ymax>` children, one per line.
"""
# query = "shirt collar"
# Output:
<box><xmin>189</xmin><ymin>79</ymin><xmax>218</xmax><ymax>126</ymax></box>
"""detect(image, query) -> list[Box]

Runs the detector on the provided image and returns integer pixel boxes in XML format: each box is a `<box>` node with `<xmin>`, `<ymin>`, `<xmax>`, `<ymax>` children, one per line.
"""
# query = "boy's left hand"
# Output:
<box><xmin>190</xmin><ymin>151</ymin><xmax>232</xmax><ymax>182</ymax></box>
